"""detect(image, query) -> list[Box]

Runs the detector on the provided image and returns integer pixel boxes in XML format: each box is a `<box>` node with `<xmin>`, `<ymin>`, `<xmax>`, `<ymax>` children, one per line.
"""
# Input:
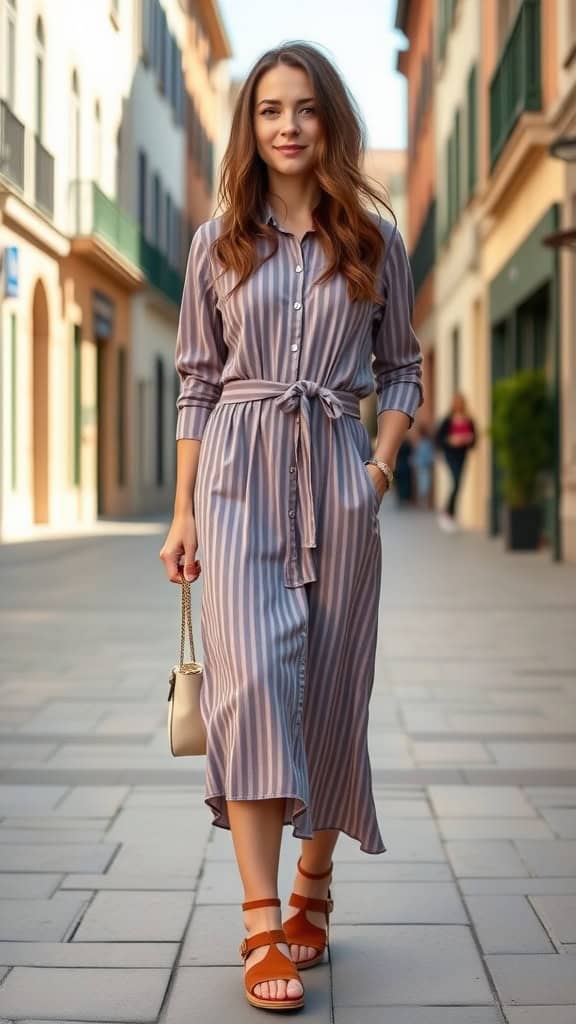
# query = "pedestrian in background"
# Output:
<box><xmin>159</xmin><ymin>41</ymin><xmax>423</xmax><ymax>1013</ymax></box>
<box><xmin>435</xmin><ymin>393</ymin><xmax>476</xmax><ymax>532</ymax></box>
<box><xmin>411</xmin><ymin>423</ymin><xmax>435</xmax><ymax>508</ymax></box>
<box><xmin>394</xmin><ymin>436</ymin><xmax>414</xmax><ymax>505</ymax></box>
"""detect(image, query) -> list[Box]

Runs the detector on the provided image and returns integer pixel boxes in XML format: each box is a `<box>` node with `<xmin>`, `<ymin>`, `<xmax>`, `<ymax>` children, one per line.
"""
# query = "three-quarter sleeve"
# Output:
<box><xmin>371</xmin><ymin>224</ymin><xmax>424</xmax><ymax>426</ymax></box>
<box><xmin>175</xmin><ymin>223</ymin><xmax>228</xmax><ymax>441</ymax></box>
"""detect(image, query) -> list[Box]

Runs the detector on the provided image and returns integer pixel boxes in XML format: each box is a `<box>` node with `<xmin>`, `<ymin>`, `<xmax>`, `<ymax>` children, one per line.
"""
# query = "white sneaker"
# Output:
<box><xmin>437</xmin><ymin>512</ymin><xmax>457</xmax><ymax>532</ymax></box>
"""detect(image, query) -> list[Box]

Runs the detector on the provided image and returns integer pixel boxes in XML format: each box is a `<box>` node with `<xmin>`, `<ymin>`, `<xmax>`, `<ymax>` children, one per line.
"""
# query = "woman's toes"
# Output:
<box><xmin>275</xmin><ymin>980</ymin><xmax>286</xmax><ymax>999</ymax></box>
<box><xmin>260</xmin><ymin>981</ymin><xmax>270</xmax><ymax>1000</ymax></box>
<box><xmin>287</xmin><ymin>978</ymin><xmax>303</xmax><ymax>999</ymax></box>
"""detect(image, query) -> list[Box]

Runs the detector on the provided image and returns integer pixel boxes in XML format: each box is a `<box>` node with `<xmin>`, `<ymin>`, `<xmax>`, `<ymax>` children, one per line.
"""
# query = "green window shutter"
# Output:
<box><xmin>454</xmin><ymin>108</ymin><xmax>461</xmax><ymax>216</ymax></box>
<box><xmin>73</xmin><ymin>325</ymin><xmax>82</xmax><ymax>487</ymax></box>
<box><xmin>10</xmin><ymin>314</ymin><xmax>17</xmax><ymax>490</ymax></box>
<box><xmin>117</xmin><ymin>347</ymin><xmax>126</xmax><ymax>487</ymax></box>
<box><xmin>467</xmin><ymin>64</ymin><xmax>477</xmax><ymax>196</ymax></box>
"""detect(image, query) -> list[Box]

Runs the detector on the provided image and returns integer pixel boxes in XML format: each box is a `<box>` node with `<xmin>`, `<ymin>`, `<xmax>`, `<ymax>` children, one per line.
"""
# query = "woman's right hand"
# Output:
<box><xmin>159</xmin><ymin>513</ymin><xmax>201</xmax><ymax>584</ymax></box>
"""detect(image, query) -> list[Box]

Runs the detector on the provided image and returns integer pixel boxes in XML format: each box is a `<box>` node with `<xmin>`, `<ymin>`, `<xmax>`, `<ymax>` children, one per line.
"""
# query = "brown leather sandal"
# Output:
<box><xmin>239</xmin><ymin>897</ymin><xmax>305</xmax><ymax>1011</ymax></box>
<box><xmin>282</xmin><ymin>856</ymin><xmax>334</xmax><ymax>969</ymax></box>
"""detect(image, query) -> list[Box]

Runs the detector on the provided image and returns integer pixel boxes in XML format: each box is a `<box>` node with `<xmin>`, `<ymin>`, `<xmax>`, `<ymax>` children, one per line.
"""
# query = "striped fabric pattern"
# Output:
<box><xmin>175</xmin><ymin>203</ymin><xmax>423</xmax><ymax>854</ymax></box>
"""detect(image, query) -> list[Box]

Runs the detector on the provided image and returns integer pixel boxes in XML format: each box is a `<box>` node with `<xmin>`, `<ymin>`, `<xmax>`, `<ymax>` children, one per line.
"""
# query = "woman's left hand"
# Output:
<box><xmin>366</xmin><ymin>464</ymin><xmax>390</xmax><ymax>505</ymax></box>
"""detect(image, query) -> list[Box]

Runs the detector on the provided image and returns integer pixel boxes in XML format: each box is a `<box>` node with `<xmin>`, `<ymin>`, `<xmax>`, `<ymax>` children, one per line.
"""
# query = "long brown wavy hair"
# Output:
<box><xmin>212</xmin><ymin>41</ymin><xmax>396</xmax><ymax>304</ymax></box>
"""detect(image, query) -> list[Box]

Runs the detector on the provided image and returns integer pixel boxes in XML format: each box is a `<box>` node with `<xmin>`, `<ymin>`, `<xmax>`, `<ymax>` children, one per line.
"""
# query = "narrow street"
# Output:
<box><xmin>0</xmin><ymin>505</ymin><xmax>575</xmax><ymax>1022</ymax></box>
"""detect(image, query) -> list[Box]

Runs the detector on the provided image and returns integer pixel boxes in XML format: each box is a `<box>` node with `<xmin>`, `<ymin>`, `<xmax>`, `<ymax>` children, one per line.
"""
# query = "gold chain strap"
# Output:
<box><xmin>179</xmin><ymin>574</ymin><xmax>196</xmax><ymax>666</ymax></box>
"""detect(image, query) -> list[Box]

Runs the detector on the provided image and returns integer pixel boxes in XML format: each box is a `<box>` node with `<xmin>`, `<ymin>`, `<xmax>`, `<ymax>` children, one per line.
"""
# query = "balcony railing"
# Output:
<box><xmin>0</xmin><ymin>100</ymin><xmax>25</xmax><ymax>190</ymax></box>
<box><xmin>34</xmin><ymin>135</ymin><xmax>54</xmax><ymax>217</ymax></box>
<box><xmin>138</xmin><ymin>234</ymin><xmax>183</xmax><ymax>306</ymax></box>
<box><xmin>490</xmin><ymin>0</ymin><xmax>541</xmax><ymax>168</ymax></box>
<box><xmin>70</xmin><ymin>180</ymin><xmax>140</xmax><ymax>266</ymax></box>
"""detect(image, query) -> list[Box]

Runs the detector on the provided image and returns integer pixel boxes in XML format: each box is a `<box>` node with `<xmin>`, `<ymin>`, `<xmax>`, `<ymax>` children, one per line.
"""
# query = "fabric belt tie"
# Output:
<box><xmin>219</xmin><ymin>379</ymin><xmax>361</xmax><ymax>563</ymax></box>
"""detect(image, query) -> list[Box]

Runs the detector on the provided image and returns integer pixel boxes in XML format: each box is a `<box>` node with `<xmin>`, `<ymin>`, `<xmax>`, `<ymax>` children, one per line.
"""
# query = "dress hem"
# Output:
<box><xmin>204</xmin><ymin>791</ymin><xmax>387</xmax><ymax>856</ymax></box>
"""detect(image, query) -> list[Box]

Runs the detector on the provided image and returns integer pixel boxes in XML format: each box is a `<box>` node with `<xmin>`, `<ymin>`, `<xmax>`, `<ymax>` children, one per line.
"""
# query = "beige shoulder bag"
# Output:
<box><xmin>167</xmin><ymin>575</ymin><xmax>206</xmax><ymax>756</ymax></box>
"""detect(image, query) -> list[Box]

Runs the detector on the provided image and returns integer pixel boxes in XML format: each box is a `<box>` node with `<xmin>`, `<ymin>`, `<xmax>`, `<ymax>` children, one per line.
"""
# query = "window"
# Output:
<box><xmin>451</xmin><ymin>327</ymin><xmax>461</xmax><ymax>393</ymax></box>
<box><xmin>35</xmin><ymin>16</ymin><xmax>45</xmax><ymax>139</ymax></box>
<box><xmin>10</xmin><ymin>313</ymin><xmax>17</xmax><ymax>490</ymax></box>
<box><xmin>117</xmin><ymin>347</ymin><xmax>126</xmax><ymax>486</ymax></box>
<box><xmin>467</xmin><ymin>65</ymin><xmax>477</xmax><ymax>197</ymax></box>
<box><xmin>137</xmin><ymin>149</ymin><xmax>148</xmax><ymax>232</ymax></box>
<box><xmin>94</xmin><ymin>100</ymin><xmax>102</xmax><ymax>185</ymax></box>
<box><xmin>73</xmin><ymin>324</ymin><xmax>82</xmax><ymax>487</ymax></box>
<box><xmin>152</xmin><ymin>172</ymin><xmax>161</xmax><ymax>245</ymax></box>
<box><xmin>454</xmin><ymin>108</ymin><xmax>461</xmax><ymax>215</ymax></box>
<box><xmin>165</xmin><ymin>192</ymin><xmax>172</xmax><ymax>257</ymax></box>
<box><xmin>497</xmin><ymin>0</ymin><xmax>522</xmax><ymax>52</ymax></box>
<box><xmin>155</xmin><ymin>356</ymin><xmax>165</xmax><ymax>487</ymax></box>
<box><xmin>69</xmin><ymin>70</ymin><xmax>80</xmax><ymax>185</ymax></box>
<box><xmin>4</xmin><ymin>0</ymin><xmax>17</xmax><ymax>109</ymax></box>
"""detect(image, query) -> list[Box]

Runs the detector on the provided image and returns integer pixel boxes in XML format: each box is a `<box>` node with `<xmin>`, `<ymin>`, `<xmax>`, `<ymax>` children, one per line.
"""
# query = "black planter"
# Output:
<box><xmin>504</xmin><ymin>504</ymin><xmax>542</xmax><ymax>551</ymax></box>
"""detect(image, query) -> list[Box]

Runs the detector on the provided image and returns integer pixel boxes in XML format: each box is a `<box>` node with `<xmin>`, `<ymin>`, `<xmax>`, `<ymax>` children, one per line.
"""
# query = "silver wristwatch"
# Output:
<box><xmin>364</xmin><ymin>457</ymin><xmax>394</xmax><ymax>490</ymax></box>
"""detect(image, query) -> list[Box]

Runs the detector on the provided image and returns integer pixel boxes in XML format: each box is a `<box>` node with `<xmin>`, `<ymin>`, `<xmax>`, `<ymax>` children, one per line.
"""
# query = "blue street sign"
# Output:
<box><xmin>4</xmin><ymin>246</ymin><xmax>19</xmax><ymax>298</ymax></box>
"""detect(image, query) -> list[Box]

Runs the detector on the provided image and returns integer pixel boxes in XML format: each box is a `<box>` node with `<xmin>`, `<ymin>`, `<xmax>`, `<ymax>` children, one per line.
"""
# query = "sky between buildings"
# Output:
<box><xmin>218</xmin><ymin>0</ymin><xmax>408</xmax><ymax>151</ymax></box>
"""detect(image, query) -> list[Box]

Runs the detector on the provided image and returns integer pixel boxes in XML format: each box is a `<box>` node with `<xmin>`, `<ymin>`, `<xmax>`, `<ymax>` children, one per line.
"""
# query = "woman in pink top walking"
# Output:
<box><xmin>434</xmin><ymin>393</ymin><xmax>477</xmax><ymax>531</ymax></box>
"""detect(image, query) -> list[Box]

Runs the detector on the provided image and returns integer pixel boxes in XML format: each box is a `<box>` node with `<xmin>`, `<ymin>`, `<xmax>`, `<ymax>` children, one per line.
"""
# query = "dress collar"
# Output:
<box><xmin>260</xmin><ymin>198</ymin><xmax>318</xmax><ymax>235</ymax></box>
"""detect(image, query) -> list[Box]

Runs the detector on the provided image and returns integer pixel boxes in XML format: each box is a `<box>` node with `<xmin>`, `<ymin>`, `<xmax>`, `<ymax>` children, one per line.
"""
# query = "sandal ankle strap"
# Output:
<box><xmin>239</xmin><ymin>927</ymin><xmax>286</xmax><ymax>959</ymax></box>
<box><xmin>242</xmin><ymin>896</ymin><xmax>281</xmax><ymax>911</ymax></box>
<box><xmin>297</xmin><ymin>855</ymin><xmax>333</xmax><ymax>880</ymax></box>
<box><xmin>288</xmin><ymin>891</ymin><xmax>334</xmax><ymax>914</ymax></box>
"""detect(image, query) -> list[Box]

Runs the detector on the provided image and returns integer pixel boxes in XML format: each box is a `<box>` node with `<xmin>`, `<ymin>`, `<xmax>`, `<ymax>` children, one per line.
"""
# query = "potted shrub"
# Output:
<box><xmin>490</xmin><ymin>369</ymin><xmax>554</xmax><ymax>551</ymax></box>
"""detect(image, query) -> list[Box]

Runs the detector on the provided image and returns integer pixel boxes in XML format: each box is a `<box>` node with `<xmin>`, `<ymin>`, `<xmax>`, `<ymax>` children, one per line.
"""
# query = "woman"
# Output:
<box><xmin>435</xmin><ymin>393</ymin><xmax>477</xmax><ymax>531</ymax></box>
<box><xmin>160</xmin><ymin>41</ymin><xmax>423</xmax><ymax>1013</ymax></box>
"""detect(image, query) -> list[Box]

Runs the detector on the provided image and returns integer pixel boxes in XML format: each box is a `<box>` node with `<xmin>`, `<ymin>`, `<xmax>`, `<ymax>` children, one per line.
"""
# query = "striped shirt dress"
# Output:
<box><xmin>175</xmin><ymin>201</ymin><xmax>423</xmax><ymax>854</ymax></box>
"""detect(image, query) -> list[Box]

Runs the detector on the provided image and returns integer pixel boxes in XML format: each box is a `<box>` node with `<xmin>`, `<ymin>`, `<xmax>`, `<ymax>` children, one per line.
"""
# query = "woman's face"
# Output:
<box><xmin>253</xmin><ymin>64</ymin><xmax>323</xmax><ymax>177</ymax></box>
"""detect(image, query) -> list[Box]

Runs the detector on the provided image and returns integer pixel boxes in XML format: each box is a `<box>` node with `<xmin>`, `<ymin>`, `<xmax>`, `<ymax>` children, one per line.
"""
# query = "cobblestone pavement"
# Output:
<box><xmin>0</xmin><ymin>504</ymin><xmax>575</xmax><ymax>1023</ymax></box>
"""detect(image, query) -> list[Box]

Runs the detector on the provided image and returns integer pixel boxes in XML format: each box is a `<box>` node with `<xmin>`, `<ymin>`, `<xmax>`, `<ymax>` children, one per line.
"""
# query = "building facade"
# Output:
<box><xmin>0</xmin><ymin>0</ymin><xmax>230</xmax><ymax>539</ymax></box>
<box><xmin>395</xmin><ymin>0</ymin><xmax>437</xmax><ymax>433</ymax></box>
<box><xmin>396</xmin><ymin>0</ymin><xmax>574</xmax><ymax>562</ymax></box>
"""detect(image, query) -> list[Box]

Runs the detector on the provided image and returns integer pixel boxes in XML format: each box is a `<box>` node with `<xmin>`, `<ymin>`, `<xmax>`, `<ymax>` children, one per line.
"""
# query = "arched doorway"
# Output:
<box><xmin>32</xmin><ymin>280</ymin><xmax>49</xmax><ymax>523</ymax></box>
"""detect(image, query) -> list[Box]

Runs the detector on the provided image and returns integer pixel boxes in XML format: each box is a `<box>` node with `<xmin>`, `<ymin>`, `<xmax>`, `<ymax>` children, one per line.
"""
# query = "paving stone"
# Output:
<box><xmin>461</xmin><ymin>878</ymin><xmax>576</xmax><ymax>895</ymax></box>
<box><xmin>0</xmin><ymin>828</ymin><xmax>107</xmax><ymax>843</ymax></box>
<box><xmin>0</xmin><ymin>817</ymin><xmax>111</xmax><ymax>830</ymax></box>
<box><xmin>428</xmin><ymin>785</ymin><xmax>535</xmax><ymax>818</ymax></box>
<box><xmin>105</xmin><ymin>807</ymin><xmax>210</xmax><ymax>846</ymax></box>
<box><xmin>0</xmin><ymin>892</ymin><xmax>91</xmax><ymax>941</ymax></box>
<box><xmin>54</xmin><ymin>787</ymin><xmax>130</xmax><ymax>817</ymax></box>
<box><xmin>0</xmin><ymin>786</ymin><xmax>69</xmax><ymax>814</ymax></box>
<box><xmin>0</xmin><ymin>874</ymin><xmax>61</xmax><ymax>899</ymax></box>
<box><xmin>73</xmin><ymin>891</ymin><xmax>193</xmax><ymax>941</ymax></box>
<box><xmin>0</xmin><ymin>843</ymin><xmax>118</xmax><ymax>873</ymax></box>
<box><xmin>437</xmin><ymin>817</ymin><xmax>553</xmax><ymax>840</ymax></box>
<box><xmin>530</xmin><ymin>894</ymin><xmax>576</xmax><ymax>943</ymax></box>
<box><xmin>539</xmin><ymin>808</ymin><xmax>576</xmax><ymax>838</ymax></box>
<box><xmin>0</xmin><ymin>966</ymin><xmax>170</xmax><ymax>1020</ymax></box>
<box><xmin>446</xmin><ymin>840</ymin><xmax>530</xmax><ymax>877</ymax></box>
<box><xmin>0</xmin><ymin>941</ymin><xmax>178</xmax><ymax>968</ymax></box>
<box><xmin>514</xmin><ymin>840</ymin><xmax>576</xmax><ymax>876</ymax></box>
<box><xmin>160</xmin><ymin>964</ymin><xmax>331</xmax><ymax>1023</ymax></box>
<box><xmin>504</xmin><ymin>1010</ymin><xmax>576</xmax><ymax>1024</ymax></box>
<box><xmin>327</xmin><ymin>881</ymin><xmax>467</xmax><ymax>924</ymax></box>
<box><xmin>336</xmin><ymin>819</ymin><xmax>445</xmax><ymax>863</ymax></box>
<box><xmin>464</xmin><ymin>894</ymin><xmax>555</xmax><ymax>953</ymax></box>
<box><xmin>487</xmin><ymin>743</ymin><xmax>576</xmax><ymax>768</ymax></box>
<box><xmin>60</xmin><ymin>872</ymin><xmax>198</xmax><ymax>890</ymax></box>
<box><xmin>180</xmin><ymin>905</ymin><xmax>243</xmax><ymax>965</ymax></box>
<box><xmin>412</xmin><ymin>741</ymin><xmax>492</xmax><ymax>763</ymax></box>
<box><xmin>106</xmin><ymin>841</ymin><xmax>202</xmax><ymax>876</ymax></box>
<box><xmin>315</xmin><ymin>860</ymin><xmax>453</xmax><ymax>882</ymax></box>
<box><xmin>334</xmin><ymin>1011</ymin><xmax>503</xmax><ymax>1024</ymax></box>
<box><xmin>486</xmin><ymin>953</ymin><xmax>576</xmax><ymax>1005</ymax></box>
<box><xmin>329</xmin><ymin>923</ymin><xmax>493</xmax><ymax>1005</ymax></box>
<box><xmin>524</xmin><ymin>787</ymin><xmax>576</xmax><ymax>807</ymax></box>
<box><xmin>372</xmin><ymin>798</ymin><xmax>432</xmax><ymax>817</ymax></box>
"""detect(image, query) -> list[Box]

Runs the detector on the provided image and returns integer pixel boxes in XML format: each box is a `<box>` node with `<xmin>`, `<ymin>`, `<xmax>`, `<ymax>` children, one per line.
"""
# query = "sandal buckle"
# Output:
<box><xmin>239</xmin><ymin>938</ymin><xmax>248</xmax><ymax>958</ymax></box>
<box><xmin>327</xmin><ymin>898</ymin><xmax>334</xmax><ymax>913</ymax></box>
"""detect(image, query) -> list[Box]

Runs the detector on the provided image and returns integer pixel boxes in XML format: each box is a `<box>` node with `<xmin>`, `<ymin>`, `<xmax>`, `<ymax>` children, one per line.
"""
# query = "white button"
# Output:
<box><xmin>289</xmin><ymin>510</ymin><xmax>296</xmax><ymax>518</ymax></box>
<box><xmin>293</xmin><ymin>301</ymin><xmax>302</xmax><ymax>310</ymax></box>
<box><xmin>295</xmin><ymin>264</ymin><xmax>303</xmax><ymax>273</ymax></box>
<box><xmin>290</xmin><ymin>343</ymin><xmax>298</xmax><ymax>352</ymax></box>
<box><xmin>289</xmin><ymin>465</ymin><xmax>296</xmax><ymax>473</ymax></box>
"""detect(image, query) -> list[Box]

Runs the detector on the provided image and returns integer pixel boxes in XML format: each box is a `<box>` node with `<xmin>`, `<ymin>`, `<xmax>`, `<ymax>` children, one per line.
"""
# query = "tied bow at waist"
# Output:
<box><xmin>218</xmin><ymin>379</ymin><xmax>361</xmax><ymax>586</ymax></box>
